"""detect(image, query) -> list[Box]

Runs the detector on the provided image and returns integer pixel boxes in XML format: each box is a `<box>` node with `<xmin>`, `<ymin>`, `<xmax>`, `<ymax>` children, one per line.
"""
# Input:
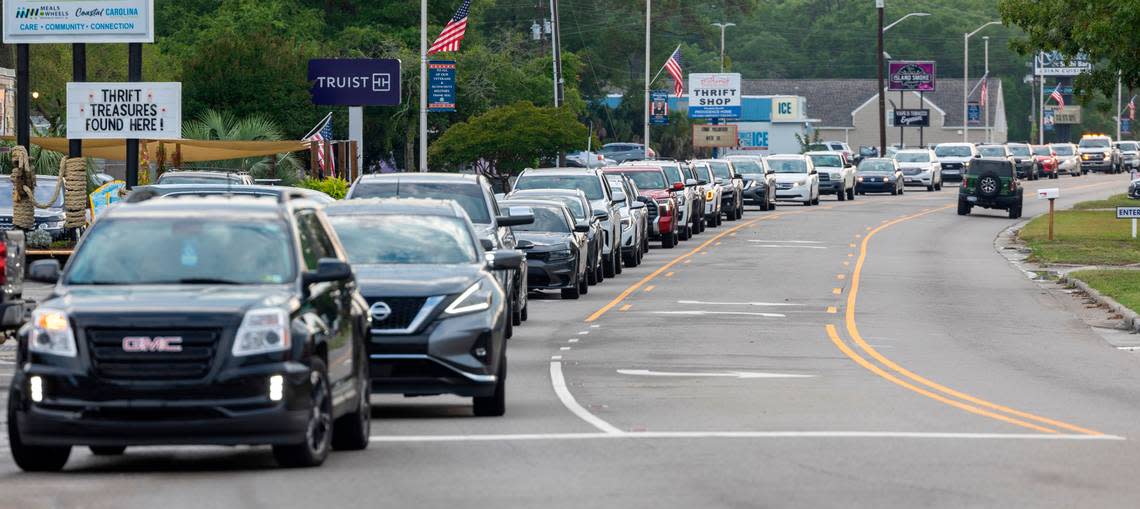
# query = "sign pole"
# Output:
<box><xmin>899</xmin><ymin>90</ymin><xmax>904</xmax><ymax>148</ymax></box>
<box><xmin>419</xmin><ymin>0</ymin><xmax>428</xmax><ymax>172</ymax></box>
<box><xmin>69</xmin><ymin>44</ymin><xmax>86</xmax><ymax>160</ymax></box>
<box><xmin>1039</xmin><ymin>75</ymin><xmax>1044</xmax><ymax>144</ymax></box>
<box><xmin>643</xmin><ymin>0</ymin><xmax>651</xmax><ymax>160</ymax></box>
<box><xmin>349</xmin><ymin>106</ymin><xmax>363</xmax><ymax>176</ymax></box>
<box><xmin>125</xmin><ymin>43</ymin><xmax>142</xmax><ymax>188</ymax></box>
<box><xmin>876</xmin><ymin>1</ymin><xmax>886</xmax><ymax>156</ymax></box>
<box><xmin>1048</xmin><ymin>198</ymin><xmax>1055</xmax><ymax>241</ymax></box>
<box><xmin>1133</xmin><ymin>217</ymin><xmax>1136</xmax><ymax>240</ymax></box>
<box><xmin>15</xmin><ymin>44</ymin><xmax>28</xmax><ymax>153</ymax></box>
<box><xmin>919</xmin><ymin>91</ymin><xmax>925</xmax><ymax>147</ymax></box>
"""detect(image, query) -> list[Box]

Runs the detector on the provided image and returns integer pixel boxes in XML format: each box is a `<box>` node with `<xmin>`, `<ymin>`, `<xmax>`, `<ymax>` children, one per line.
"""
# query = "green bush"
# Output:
<box><xmin>299</xmin><ymin>177</ymin><xmax>348</xmax><ymax>200</ymax></box>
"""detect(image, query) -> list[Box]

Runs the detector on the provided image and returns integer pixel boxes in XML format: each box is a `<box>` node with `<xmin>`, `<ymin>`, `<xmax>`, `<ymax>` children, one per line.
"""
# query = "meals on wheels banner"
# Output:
<box><xmin>67</xmin><ymin>82</ymin><xmax>181</xmax><ymax>139</ymax></box>
<box><xmin>3</xmin><ymin>0</ymin><xmax>154</xmax><ymax>43</ymax></box>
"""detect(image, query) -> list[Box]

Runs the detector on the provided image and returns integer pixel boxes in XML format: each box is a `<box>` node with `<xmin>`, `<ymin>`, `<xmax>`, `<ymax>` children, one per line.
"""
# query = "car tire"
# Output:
<box><xmin>614</xmin><ymin>252</ymin><xmax>623</xmax><ymax>274</ymax></box>
<box><xmin>561</xmin><ymin>283</ymin><xmax>580</xmax><ymax>300</ymax></box>
<box><xmin>662</xmin><ymin>232</ymin><xmax>676</xmax><ymax>249</ymax></box>
<box><xmin>1009</xmin><ymin>205</ymin><xmax>1022</xmax><ymax>219</ymax></box>
<box><xmin>838</xmin><ymin>189</ymin><xmax>846</xmax><ymax>201</ymax></box>
<box><xmin>504</xmin><ymin>301</ymin><xmax>514</xmax><ymax>339</ymax></box>
<box><xmin>957</xmin><ymin>199</ymin><xmax>971</xmax><ymax>216</ymax></box>
<box><xmin>89</xmin><ymin>446</ymin><xmax>127</xmax><ymax>456</ymax></box>
<box><xmin>847</xmin><ymin>187</ymin><xmax>855</xmax><ymax>201</ymax></box>
<box><xmin>332</xmin><ymin>375</ymin><xmax>371</xmax><ymax>452</ymax></box>
<box><xmin>473</xmin><ymin>355</ymin><xmax>506</xmax><ymax>417</ymax></box>
<box><xmin>595</xmin><ymin>259</ymin><xmax>605</xmax><ymax>283</ymax></box>
<box><xmin>735</xmin><ymin>205</ymin><xmax>744</xmax><ymax>220</ymax></box>
<box><xmin>8</xmin><ymin>394</ymin><xmax>71</xmax><ymax>472</ymax></box>
<box><xmin>273</xmin><ymin>359</ymin><xmax>332</xmax><ymax>468</ymax></box>
<box><xmin>803</xmin><ymin>198</ymin><xmax>812</xmax><ymax>206</ymax></box>
<box><xmin>587</xmin><ymin>257</ymin><xmax>598</xmax><ymax>285</ymax></box>
<box><xmin>579</xmin><ymin>271</ymin><xmax>589</xmax><ymax>294</ymax></box>
<box><xmin>927</xmin><ymin>184</ymin><xmax>935</xmax><ymax>192</ymax></box>
<box><xmin>890</xmin><ymin>186</ymin><xmax>899</xmax><ymax>196</ymax></box>
<box><xmin>679</xmin><ymin>225</ymin><xmax>691</xmax><ymax>241</ymax></box>
<box><xmin>768</xmin><ymin>200</ymin><xmax>777</xmax><ymax>210</ymax></box>
<box><xmin>603</xmin><ymin>253</ymin><xmax>616</xmax><ymax>278</ymax></box>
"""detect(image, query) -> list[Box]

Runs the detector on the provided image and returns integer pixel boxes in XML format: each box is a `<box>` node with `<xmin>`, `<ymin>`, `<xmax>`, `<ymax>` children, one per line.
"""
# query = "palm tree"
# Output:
<box><xmin>181</xmin><ymin>110</ymin><xmax>303</xmax><ymax>184</ymax></box>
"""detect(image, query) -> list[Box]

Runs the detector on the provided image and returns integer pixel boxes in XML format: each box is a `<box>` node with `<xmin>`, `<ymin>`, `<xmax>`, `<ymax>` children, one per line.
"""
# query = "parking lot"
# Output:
<box><xmin>2</xmin><ymin>170</ymin><xmax>1138</xmax><ymax>507</ymax></box>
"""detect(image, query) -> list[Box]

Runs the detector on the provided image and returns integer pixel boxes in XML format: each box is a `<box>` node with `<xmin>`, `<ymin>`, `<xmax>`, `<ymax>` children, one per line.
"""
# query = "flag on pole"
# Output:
<box><xmin>428</xmin><ymin>0</ymin><xmax>472</xmax><ymax>55</ymax></box>
<box><xmin>1049</xmin><ymin>84</ymin><xmax>1066</xmax><ymax>108</ymax></box>
<box><xmin>304</xmin><ymin>113</ymin><xmax>335</xmax><ymax>176</ymax></box>
<box><xmin>663</xmin><ymin>46</ymin><xmax>684</xmax><ymax>97</ymax></box>
<box><xmin>979</xmin><ymin>77</ymin><xmax>988</xmax><ymax>108</ymax></box>
<box><xmin>1129</xmin><ymin>96</ymin><xmax>1135</xmax><ymax>121</ymax></box>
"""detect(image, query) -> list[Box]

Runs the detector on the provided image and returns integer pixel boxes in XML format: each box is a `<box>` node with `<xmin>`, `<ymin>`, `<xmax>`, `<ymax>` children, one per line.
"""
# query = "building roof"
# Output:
<box><xmin>741</xmin><ymin>78</ymin><xmax>1001</xmax><ymax>128</ymax></box>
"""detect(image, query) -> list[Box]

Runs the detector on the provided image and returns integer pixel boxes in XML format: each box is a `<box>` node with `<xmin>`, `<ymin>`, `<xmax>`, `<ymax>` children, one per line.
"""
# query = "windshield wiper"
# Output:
<box><xmin>172</xmin><ymin>278</ymin><xmax>245</xmax><ymax>285</ymax></box>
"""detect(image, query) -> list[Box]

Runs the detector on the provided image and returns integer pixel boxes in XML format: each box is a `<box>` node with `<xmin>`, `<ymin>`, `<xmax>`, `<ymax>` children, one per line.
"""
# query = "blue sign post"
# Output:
<box><xmin>428</xmin><ymin>61</ymin><xmax>457</xmax><ymax>112</ymax></box>
<box><xmin>967</xmin><ymin>102</ymin><xmax>981</xmax><ymax>126</ymax></box>
<box><xmin>308</xmin><ymin>58</ymin><xmax>402</xmax><ymax>106</ymax></box>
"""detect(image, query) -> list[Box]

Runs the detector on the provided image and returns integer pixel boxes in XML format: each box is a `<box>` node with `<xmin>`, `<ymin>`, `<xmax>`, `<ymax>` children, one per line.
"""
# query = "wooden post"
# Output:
<box><xmin>350</xmin><ymin>141</ymin><xmax>360</xmax><ymax>183</ymax></box>
<box><xmin>309</xmin><ymin>140</ymin><xmax>319</xmax><ymax>179</ymax></box>
<box><xmin>173</xmin><ymin>143</ymin><xmax>182</xmax><ymax>170</ymax></box>
<box><xmin>1048</xmin><ymin>198</ymin><xmax>1055</xmax><ymax>241</ymax></box>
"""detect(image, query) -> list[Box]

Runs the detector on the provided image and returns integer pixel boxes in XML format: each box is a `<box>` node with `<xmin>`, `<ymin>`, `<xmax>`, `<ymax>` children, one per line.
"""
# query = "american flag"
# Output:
<box><xmin>428</xmin><ymin>0</ymin><xmax>471</xmax><ymax>55</ymax></box>
<box><xmin>1129</xmin><ymin>96</ymin><xmax>1135</xmax><ymax>121</ymax></box>
<box><xmin>664</xmin><ymin>47</ymin><xmax>684</xmax><ymax>97</ymax></box>
<box><xmin>1049</xmin><ymin>84</ymin><xmax>1066</xmax><ymax>109</ymax></box>
<box><xmin>305</xmin><ymin>113</ymin><xmax>335</xmax><ymax>176</ymax></box>
<box><xmin>979</xmin><ymin>77</ymin><xmax>988</xmax><ymax>108</ymax></box>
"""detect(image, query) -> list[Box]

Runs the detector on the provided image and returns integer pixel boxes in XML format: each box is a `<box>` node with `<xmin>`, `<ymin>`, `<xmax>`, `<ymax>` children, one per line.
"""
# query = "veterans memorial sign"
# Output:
<box><xmin>3</xmin><ymin>0</ymin><xmax>154</xmax><ymax>44</ymax></box>
<box><xmin>427</xmin><ymin>60</ymin><xmax>456</xmax><ymax>112</ymax></box>
<box><xmin>67</xmin><ymin>82</ymin><xmax>181</xmax><ymax>139</ymax></box>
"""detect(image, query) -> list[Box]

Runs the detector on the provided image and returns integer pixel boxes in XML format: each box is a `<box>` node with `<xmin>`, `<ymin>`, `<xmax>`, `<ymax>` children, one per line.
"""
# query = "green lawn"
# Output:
<box><xmin>1069</xmin><ymin>269</ymin><xmax>1140</xmax><ymax>312</ymax></box>
<box><xmin>1072</xmin><ymin>194</ymin><xmax>1140</xmax><ymax>210</ymax></box>
<box><xmin>1020</xmin><ymin>210</ymin><xmax>1140</xmax><ymax>265</ymax></box>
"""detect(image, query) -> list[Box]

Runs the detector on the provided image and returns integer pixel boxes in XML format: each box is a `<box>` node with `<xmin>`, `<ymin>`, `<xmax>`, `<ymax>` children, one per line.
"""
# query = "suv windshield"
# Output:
<box><xmin>1008</xmin><ymin>145</ymin><xmax>1031</xmax><ymax>156</ymax></box>
<box><xmin>1080</xmin><ymin>138</ymin><xmax>1111</xmax><ymax>148</ymax></box>
<box><xmin>1121</xmin><ymin>142</ymin><xmax>1139</xmax><ymax>151</ymax></box>
<box><xmin>512</xmin><ymin>206</ymin><xmax>569</xmax><ymax>233</ymax></box>
<box><xmin>0</xmin><ymin>181</ymin><xmax>64</xmax><ymax>208</ymax></box>
<box><xmin>350</xmin><ymin>182</ymin><xmax>491</xmax><ymax>224</ymax></box>
<box><xmin>858</xmin><ymin>160</ymin><xmax>895</xmax><ymax>172</ymax></box>
<box><xmin>978</xmin><ymin>146</ymin><xmax>1006</xmax><ymax>157</ymax></box>
<box><xmin>809</xmin><ymin>155</ymin><xmax>843</xmax><ymax>167</ymax></box>
<box><xmin>515</xmin><ymin>174</ymin><xmax>605</xmax><ymax>201</ymax></box>
<box><xmin>66</xmin><ymin>218</ymin><xmax>295</xmax><ymax>285</ymax></box>
<box><xmin>707</xmin><ymin>161</ymin><xmax>733</xmax><ymax>179</ymax></box>
<box><xmin>731</xmin><ymin>160</ymin><xmax>764</xmax><ymax>175</ymax></box>
<box><xmin>329</xmin><ymin>215</ymin><xmax>477</xmax><ymax>265</ymax></box>
<box><xmin>1052</xmin><ymin>145</ymin><xmax>1075</xmax><ymax>156</ymax></box>
<box><xmin>1033</xmin><ymin>146</ymin><xmax>1052</xmax><ymax>156</ymax></box>
<box><xmin>967</xmin><ymin>159</ymin><xmax>1013</xmax><ymax>177</ymax></box>
<box><xmin>769</xmin><ymin>159</ymin><xmax>807</xmax><ymax>173</ymax></box>
<box><xmin>657</xmin><ymin>164</ymin><xmax>683</xmax><ymax>184</ymax></box>
<box><xmin>613</xmin><ymin>171</ymin><xmax>667</xmax><ymax>190</ymax></box>
<box><xmin>895</xmin><ymin>152</ymin><xmax>930</xmax><ymax>163</ymax></box>
<box><xmin>935</xmin><ymin>145</ymin><xmax>972</xmax><ymax>157</ymax></box>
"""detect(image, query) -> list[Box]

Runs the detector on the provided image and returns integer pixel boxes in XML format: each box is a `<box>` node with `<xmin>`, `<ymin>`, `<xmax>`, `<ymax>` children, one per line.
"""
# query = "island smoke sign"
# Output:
<box><xmin>67</xmin><ymin>82</ymin><xmax>181</xmax><ymax>139</ymax></box>
<box><xmin>888</xmin><ymin>61</ymin><xmax>936</xmax><ymax>92</ymax></box>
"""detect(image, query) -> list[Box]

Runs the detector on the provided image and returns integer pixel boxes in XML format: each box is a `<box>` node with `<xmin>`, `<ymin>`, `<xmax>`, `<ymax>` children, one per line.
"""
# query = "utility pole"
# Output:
<box><xmin>125</xmin><ymin>43</ymin><xmax>142</xmax><ymax>188</ymax></box>
<box><xmin>69</xmin><ymin>44</ymin><xmax>85</xmax><ymax>160</ymax></box>
<box><xmin>643</xmin><ymin>0</ymin><xmax>651</xmax><ymax>160</ymax></box>
<box><xmin>983</xmin><ymin>36</ymin><xmax>989</xmax><ymax>143</ymax></box>
<box><xmin>711</xmin><ymin>22</ymin><xmax>735</xmax><ymax>73</ymax></box>
<box><xmin>15</xmin><ymin>44</ymin><xmax>28</xmax><ymax>156</ymax></box>
<box><xmin>876</xmin><ymin>0</ymin><xmax>886</xmax><ymax>157</ymax></box>
<box><xmin>1117</xmin><ymin>72</ymin><xmax>1123</xmax><ymax>141</ymax></box>
<box><xmin>550</xmin><ymin>0</ymin><xmax>565</xmax><ymax>166</ymax></box>
<box><xmin>419</xmin><ymin>0</ymin><xmax>428</xmax><ymax>172</ymax></box>
<box><xmin>1038</xmin><ymin>73</ymin><xmax>1044</xmax><ymax>144</ymax></box>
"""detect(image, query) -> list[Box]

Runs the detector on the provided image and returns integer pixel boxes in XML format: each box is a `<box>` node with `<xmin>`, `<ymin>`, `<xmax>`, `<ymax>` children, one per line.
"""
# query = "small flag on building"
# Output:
<box><xmin>304</xmin><ymin>112</ymin><xmax>335</xmax><ymax>176</ymax></box>
<box><xmin>1049</xmin><ymin>84</ymin><xmax>1066</xmax><ymax>108</ymax></box>
<box><xmin>428</xmin><ymin>0</ymin><xmax>472</xmax><ymax>55</ymax></box>
<box><xmin>663</xmin><ymin>46</ymin><xmax>684</xmax><ymax>98</ymax></box>
<box><xmin>979</xmin><ymin>77</ymin><xmax>988</xmax><ymax>108</ymax></box>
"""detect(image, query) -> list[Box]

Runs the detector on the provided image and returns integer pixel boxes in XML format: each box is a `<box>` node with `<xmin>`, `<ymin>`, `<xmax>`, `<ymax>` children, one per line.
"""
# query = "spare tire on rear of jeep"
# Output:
<box><xmin>977</xmin><ymin>174</ymin><xmax>1001</xmax><ymax>197</ymax></box>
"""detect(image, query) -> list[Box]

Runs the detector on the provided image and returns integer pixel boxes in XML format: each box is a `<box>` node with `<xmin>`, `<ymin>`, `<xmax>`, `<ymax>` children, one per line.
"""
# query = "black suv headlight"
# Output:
<box><xmin>444</xmin><ymin>281</ymin><xmax>493</xmax><ymax>316</ymax></box>
<box><xmin>232</xmin><ymin>308</ymin><xmax>291</xmax><ymax>356</ymax></box>
<box><xmin>28</xmin><ymin>308</ymin><xmax>77</xmax><ymax>357</ymax></box>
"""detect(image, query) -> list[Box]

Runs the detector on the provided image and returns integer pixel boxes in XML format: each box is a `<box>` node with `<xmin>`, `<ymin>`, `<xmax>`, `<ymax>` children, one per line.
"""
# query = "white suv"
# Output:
<box><xmin>768</xmin><ymin>155</ymin><xmax>820</xmax><ymax>206</ymax></box>
<box><xmin>893</xmin><ymin>149</ymin><xmax>943</xmax><ymax>191</ymax></box>
<box><xmin>805</xmin><ymin>151</ymin><xmax>856</xmax><ymax>201</ymax></box>
<box><xmin>933</xmin><ymin>143</ymin><xmax>976</xmax><ymax>181</ymax></box>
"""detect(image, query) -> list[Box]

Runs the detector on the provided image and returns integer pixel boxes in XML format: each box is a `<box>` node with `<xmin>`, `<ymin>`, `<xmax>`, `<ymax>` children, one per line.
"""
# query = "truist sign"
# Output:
<box><xmin>309</xmin><ymin>58</ymin><xmax>402</xmax><ymax>106</ymax></box>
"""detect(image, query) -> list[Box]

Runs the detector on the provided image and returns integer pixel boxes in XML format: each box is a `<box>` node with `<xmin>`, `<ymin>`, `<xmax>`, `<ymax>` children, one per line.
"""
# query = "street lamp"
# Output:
<box><xmin>877</xmin><ymin>8</ymin><xmax>930</xmax><ymax>156</ymax></box>
<box><xmin>963</xmin><ymin>21</ymin><xmax>1002</xmax><ymax>143</ymax></box>
<box><xmin>711</xmin><ymin>22</ymin><xmax>735</xmax><ymax>73</ymax></box>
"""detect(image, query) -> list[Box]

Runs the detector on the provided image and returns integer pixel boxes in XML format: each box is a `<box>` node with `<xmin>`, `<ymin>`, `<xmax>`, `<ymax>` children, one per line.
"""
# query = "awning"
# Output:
<box><xmin>1</xmin><ymin>136</ymin><xmax>310</xmax><ymax>162</ymax></box>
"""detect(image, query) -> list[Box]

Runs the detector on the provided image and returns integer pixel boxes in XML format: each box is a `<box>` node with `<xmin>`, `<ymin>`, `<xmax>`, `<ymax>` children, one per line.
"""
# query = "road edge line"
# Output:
<box><xmin>550</xmin><ymin>361</ymin><xmax>623</xmax><ymax>435</ymax></box>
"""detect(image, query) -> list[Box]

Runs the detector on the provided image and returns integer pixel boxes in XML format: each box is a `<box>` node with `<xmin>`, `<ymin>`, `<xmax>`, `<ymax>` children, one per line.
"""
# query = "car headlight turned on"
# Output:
<box><xmin>232</xmin><ymin>308</ymin><xmax>291</xmax><ymax>356</ymax></box>
<box><xmin>857</xmin><ymin>176</ymin><xmax>864</xmax><ymax>182</ymax></box>
<box><xmin>29</xmin><ymin>308</ymin><xmax>77</xmax><ymax>357</ymax></box>
<box><xmin>706</xmin><ymin>190</ymin><xmax>716</xmax><ymax>200</ymax></box>
<box><xmin>444</xmin><ymin>281</ymin><xmax>493</xmax><ymax>316</ymax></box>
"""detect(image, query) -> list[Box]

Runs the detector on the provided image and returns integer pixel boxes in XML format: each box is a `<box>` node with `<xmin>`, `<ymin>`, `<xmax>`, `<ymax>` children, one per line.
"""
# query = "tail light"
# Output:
<box><xmin>1009</xmin><ymin>180</ymin><xmax>1017</xmax><ymax>191</ymax></box>
<box><xmin>0</xmin><ymin>240</ymin><xmax>9</xmax><ymax>286</ymax></box>
<box><xmin>960</xmin><ymin>179</ymin><xmax>968</xmax><ymax>189</ymax></box>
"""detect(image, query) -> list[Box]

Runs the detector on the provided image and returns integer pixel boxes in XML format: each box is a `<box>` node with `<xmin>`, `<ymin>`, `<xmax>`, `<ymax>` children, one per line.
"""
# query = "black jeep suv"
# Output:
<box><xmin>958</xmin><ymin>158</ymin><xmax>1024</xmax><ymax>219</ymax></box>
<box><xmin>7</xmin><ymin>193</ymin><xmax>371</xmax><ymax>471</ymax></box>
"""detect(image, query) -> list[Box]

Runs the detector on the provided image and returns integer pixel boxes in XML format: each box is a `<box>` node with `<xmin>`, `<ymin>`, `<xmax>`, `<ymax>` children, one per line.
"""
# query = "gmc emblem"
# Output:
<box><xmin>122</xmin><ymin>336</ymin><xmax>183</xmax><ymax>353</ymax></box>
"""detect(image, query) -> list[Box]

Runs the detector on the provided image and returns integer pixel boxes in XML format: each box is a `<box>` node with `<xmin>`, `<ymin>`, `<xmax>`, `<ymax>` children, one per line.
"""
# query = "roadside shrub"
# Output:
<box><xmin>299</xmin><ymin>177</ymin><xmax>348</xmax><ymax>200</ymax></box>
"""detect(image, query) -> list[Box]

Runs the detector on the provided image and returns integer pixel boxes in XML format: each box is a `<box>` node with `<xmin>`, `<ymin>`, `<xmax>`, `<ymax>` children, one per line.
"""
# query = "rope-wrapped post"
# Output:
<box><xmin>9</xmin><ymin>146</ymin><xmax>35</xmax><ymax>231</ymax></box>
<box><xmin>61</xmin><ymin>157</ymin><xmax>87</xmax><ymax>229</ymax></box>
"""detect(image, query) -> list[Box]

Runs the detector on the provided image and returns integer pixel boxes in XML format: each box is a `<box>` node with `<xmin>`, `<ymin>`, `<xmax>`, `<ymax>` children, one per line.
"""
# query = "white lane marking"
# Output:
<box><xmin>568</xmin><ymin>339</ymin><xmax>579</xmax><ymax>343</ymax></box>
<box><xmin>367</xmin><ymin>431</ymin><xmax>1125</xmax><ymax>443</ymax></box>
<box><xmin>590</xmin><ymin>324</ymin><xmax>600</xmax><ymax>328</ymax></box>
<box><xmin>617</xmin><ymin>369</ymin><xmax>814</xmax><ymax>379</ymax></box>
<box><xmin>747</xmin><ymin>240</ymin><xmax>824</xmax><ymax>244</ymax></box>
<box><xmin>560</xmin><ymin>347</ymin><xmax>571</xmax><ymax>351</ymax></box>
<box><xmin>751</xmin><ymin>245</ymin><xmax>828</xmax><ymax>249</ymax></box>
<box><xmin>578</xmin><ymin>331</ymin><xmax>590</xmax><ymax>335</ymax></box>
<box><xmin>678</xmin><ymin>300</ymin><xmax>800</xmax><ymax>307</ymax></box>
<box><xmin>551</xmin><ymin>355</ymin><xmax>563</xmax><ymax>360</ymax></box>
<box><xmin>652</xmin><ymin>311</ymin><xmax>786</xmax><ymax>318</ymax></box>
<box><xmin>550</xmin><ymin>361</ymin><xmax>623</xmax><ymax>435</ymax></box>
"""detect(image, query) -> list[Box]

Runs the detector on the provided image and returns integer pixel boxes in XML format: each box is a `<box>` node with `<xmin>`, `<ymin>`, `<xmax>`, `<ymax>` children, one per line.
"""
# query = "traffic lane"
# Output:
<box><xmin>563</xmin><ymin>194</ymin><xmax>1027</xmax><ymax>433</ymax></box>
<box><xmin>848</xmin><ymin>171</ymin><xmax>1140</xmax><ymax>437</ymax></box>
<box><xmin>6</xmin><ymin>436</ymin><xmax>1132</xmax><ymax>508</ymax></box>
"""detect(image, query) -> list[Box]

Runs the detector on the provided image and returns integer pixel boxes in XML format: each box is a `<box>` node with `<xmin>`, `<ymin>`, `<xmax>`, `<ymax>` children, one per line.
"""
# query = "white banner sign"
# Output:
<box><xmin>3</xmin><ymin>0</ymin><xmax>153</xmax><ymax>44</ymax></box>
<box><xmin>67</xmin><ymin>82</ymin><xmax>181</xmax><ymax>140</ymax></box>
<box><xmin>1034</xmin><ymin>51</ymin><xmax>1091</xmax><ymax>77</ymax></box>
<box><xmin>688</xmin><ymin>73</ymin><xmax>741</xmax><ymax>119</ymax></box>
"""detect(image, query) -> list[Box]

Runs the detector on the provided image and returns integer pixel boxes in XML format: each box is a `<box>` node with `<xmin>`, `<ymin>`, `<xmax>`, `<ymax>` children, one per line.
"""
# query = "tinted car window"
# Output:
<box><xmin>0</xmin><ymin>181</ymin><xmax>64</xmax><ymax>208</ymax></box>
<box><xmin>513</xmin><ymin>207</ymin><xmax>570</xmax><ymax>233</ymax></box>
<box><xmin>858</xmin><ymin>161</ymin><xmax>895</xmax><ymax>172</ymax></box>
<box><xmin>1008</xmin><ymin>145</ymin><xmax>1031</xmax><ymax>156</ymax></box>
<box><xmin>935</xmin><ymin>145</ymin><xmax>972</xmax><ymax>157</ymax></box>
<box><xmin>809</xmin><ymin>155</ymin><xmax>843</xmax><ymax>167</ymax></box>
<box><xmin>514</xmin><ymin>174</ymin><xmax>605</xmax><ymax>200</ymax></box>
<box><xmin>731</xmin><ymin>161</ymin><xmax>764</xmax><ymax>175</ymax></box>
<box><xmin>659</xmin><ymin>165</ymin><xmax>683</xmax><ymax>185</ymax></box>
<box><xmin>1080</xmin><ymin>138</ymin><xmax>1110</xmax><ymax>148</ymax></box>
<box><xmin>1121</xmin><ymin>142</ymin><xmax>1139</xmax><ymax>151</ymax></box>
<box><xmin>708</xmin><ymin>162</ymin><xmax>732</xmax><ymax>179</ymax></box>
<box><xmin>551</xmin><ymin>197</ymin><xmax>586</xmax><ymax>220</ymax></box>
<box><xmin>978</xmin><ymin>147</ymin><xmax>1006</xmax><ymax>157</ymax></box>
<box><xmin>967</xmin><ymin>160</ymin><xmax>1013</xmax><ymax>177</ymax></box>
<box><xmin>349</xmin><ymin>182</ymin><xmax>491</xmax><ymax>224</ymax></box>
<box><xmin>895</xmin><ymin>152</ymin><xmax>930</xmax><ymax>163</ymax></box>
<box><xmin>296</xmin><ymin>211</ymin><xmax>337</xmax><ymax>270</ymax></box>
<box><xmin>615</xmin><ymin>171</ymin><xmax>667</xmax><ymax>190</ymax></box>
<box><xmin>1033</xmin><ymin>146</ymin><xmax>1052</xmax><ymax>156</ymax></box>
<box><xmin>1052</xmin><ymin>145</ymin><xmax>1075</xmax><ymax>156</ymax></box>
<box><xmin>329</xmin><ymin>215</ymin><xmax>477</xmax><ymax>265</ymax></box>
<box><xmin>769</xmin><ymin>160</ymin><xmax>807</xmax><ymax>173</ymax></box>
<box><xmin>67</xmin><ymin>218</ymin><xmax>295</xmax><ymax>285</ymax></box>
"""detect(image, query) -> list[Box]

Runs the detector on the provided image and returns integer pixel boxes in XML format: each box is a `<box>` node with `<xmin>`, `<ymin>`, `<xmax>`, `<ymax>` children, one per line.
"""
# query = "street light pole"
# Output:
<box><xmin>711</xmin><ymin>22</ymin><xmax>735</xmax><ymax>73</ymax></box>
<box><xmin>877</xmin><ymin>0</ymin><xmax>885</xmax><ymax>157</ymax></box>
<box><xmin>983</xmin><ymin>36</ymin><xmax>990</xmax><ymax>143</ymax></box>
<box><xmin>643</xmin><ymin>0</ymin><xmax>651</xmax><ymax>160</ymax></box>
<box><xmin>962</xmin><ymin>21</ymin><xmax>1001</xmax><ymax>144</ymax></box>
<box><xmin>419</xmin><ymin>0</ymin><xmax>428</xmax><ymax>172</ymax></box>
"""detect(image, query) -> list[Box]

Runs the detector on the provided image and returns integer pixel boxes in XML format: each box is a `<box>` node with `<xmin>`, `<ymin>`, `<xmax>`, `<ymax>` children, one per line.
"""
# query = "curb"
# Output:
<box><xmin>1061</xmin><ymin>274</ymin><xmax>1140</xmax><ymax>333</ymax></box>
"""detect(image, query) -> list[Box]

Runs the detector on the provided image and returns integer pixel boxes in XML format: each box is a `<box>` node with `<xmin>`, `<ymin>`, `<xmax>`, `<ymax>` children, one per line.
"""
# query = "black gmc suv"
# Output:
<box><xmin>6</xmin><ymin>193</ymin><xmax>371</xmax><ymax>471</ymax></box>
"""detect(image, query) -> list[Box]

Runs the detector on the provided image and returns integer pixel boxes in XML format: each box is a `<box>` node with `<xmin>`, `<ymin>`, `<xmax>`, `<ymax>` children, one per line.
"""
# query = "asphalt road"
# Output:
<box><xmin>2</xmin><ymin>172</ymin><xmax>1138</xmax><ymax>508</ymax></box>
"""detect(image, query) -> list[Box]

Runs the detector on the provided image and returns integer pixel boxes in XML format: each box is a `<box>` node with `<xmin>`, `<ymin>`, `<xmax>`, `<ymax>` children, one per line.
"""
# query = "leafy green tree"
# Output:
<box><xmin>429</xmin><ymin>102</ymin><xmax>588</xmax><ymax>186</ymax></box>
<box><xmin>181</xmin><ymin>110</ymin><xmax>304</xmax><ymax>184</ymax></box>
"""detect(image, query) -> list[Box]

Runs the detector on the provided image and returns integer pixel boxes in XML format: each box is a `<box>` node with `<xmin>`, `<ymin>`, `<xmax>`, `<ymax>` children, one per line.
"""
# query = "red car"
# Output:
<box><xmin>1032</xmin><ymin>145</ymin><xmax>1059</xmax><ymax>180</ymax></box>
<box><xmin>603</xmin><ymin>167</ymin><xmax>680</xmax><ymax>248</ymax></box>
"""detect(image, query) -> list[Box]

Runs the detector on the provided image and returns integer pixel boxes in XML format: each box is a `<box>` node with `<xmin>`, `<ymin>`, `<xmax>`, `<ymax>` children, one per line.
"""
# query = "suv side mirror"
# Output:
<box><xmin>685</xmin><ymin>179</ymin><xmax>698</xmax><ymax>186</ymax></box>
<box><xmin>574</xmin><ymin>223</ymin><xmax>591</xmax><ymax>233</ymax></box>
<box><xmin>671</xmin><ymin>182</ymin><xmax>685</xmax><ymax>191</ymax></box>
<box><xmin>303</xmin><ymin>258</ymin><xmax>353</xmax><ymax>285</ymax></box>
<box><xmin>593</xmin><ymin>209</ymin><xmax>610</xmax><ymax>221</ymax></box>
<box><xmin>612</xmin><ymin>191</ymin><xmax>627</xmax><ymax>204</ymax></box>
<box><xmin>488</xmin><ymin>250</ymin><xmax>524</xmax><ymax>270</ymax></box>
<box><xmin>497</xmin><ymin>214</ymin><xmax>534</xmax><ymax>227</ymax></box>
<box><xmin>28</xmin><ymin>259</ymin><xmax>61</xmax><ymax>283</ymax></box>
<box><xmin>698</xmin><ymin>179</ymin><xmax>708</xmax><ymax>185</ymax></box>
<box><xmin>480</xmin><ymin>238</ymin><xmax>495</xmax><ymax>251</ymax></box>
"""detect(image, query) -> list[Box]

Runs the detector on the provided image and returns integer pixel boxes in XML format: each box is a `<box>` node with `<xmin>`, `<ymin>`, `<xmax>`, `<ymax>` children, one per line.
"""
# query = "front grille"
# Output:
<box><xmin>902</xmin><ymin>168</ymin><xmax>922</xmax><ymax>176</ymax></box>
<box><xmin>646</xmin><ymin>202</ymin><xmax>659</xmax><ymax>220</ymax></box>
<box><xmin>87</xmin><ymin>329</ymin><xmax>220</xmax><ymax>381</ymax></box>
<box><xmin>818</xmin><ymin>173</ymin><xmax>831</xmax><ymax>182</ymax></box>
<box><xmin>777</xmin><ymin>183</ymin><xmax>793</xmax><ymax>190</ymax></box>
<box><xmin>368</xmin><ymin>297</ymin><xmax>428</xmax><ymax>330</ymax></box>
<box><xmin>942</xmin><ymin>163</ymin><xmax>962</xmax><ymax>169</ymax></box>
<box><xmin>526</xmin><ymin>251</ymin><xmax>548</xmax><ymax>262</ymax></box>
